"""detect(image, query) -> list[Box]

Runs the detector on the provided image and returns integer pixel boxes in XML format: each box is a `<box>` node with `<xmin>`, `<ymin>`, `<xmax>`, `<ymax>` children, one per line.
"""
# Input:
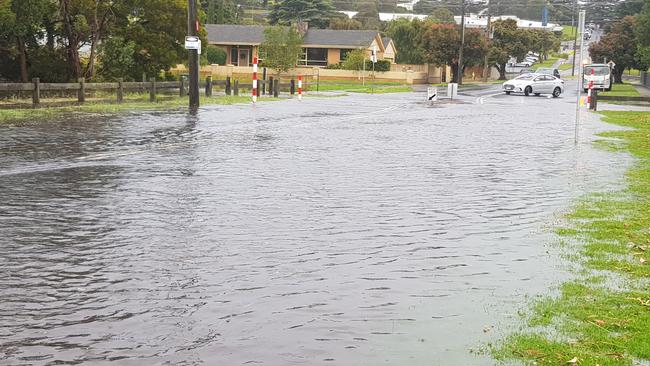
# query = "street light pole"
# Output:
<box><xmin>482</xmin><ymin>0</ymin><xmax>491</xmax><ymax>82</ymax></box>
<box><xmin>458</xmin><ymin>0</ymin><xmax>466</xmax><ymax>85</ymax></box>
<box><xmin>188</xmin><ymin>0</ymin><xmax>200</xmax><ymax>109</ymax></box>
<box><xmin>571</xmin><ymin>0</ymin><xmax>578</xmax><ymax>77</ymax></box>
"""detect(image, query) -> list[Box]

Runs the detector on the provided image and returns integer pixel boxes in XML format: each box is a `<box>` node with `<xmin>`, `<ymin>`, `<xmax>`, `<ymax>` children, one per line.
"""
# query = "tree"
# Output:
<box><xmin>0</xmin><ymin>0</ymin><xmax>49</xmax><ymax>82</ymax></box>
<box><xmin>259</xmin><ymin>26</ymin><xmax>303</xmax><ymax>75</ymax></box>
<box><xmin>341</xmin><ymin>49</ymin><xmax>365</xmax><ymax>70</ymax></box>
<box><xmin>589</xmin><ymin>16</ymin><xmax>642</xmax><ymax>83</ymax></box>
<box><xmin>385</xmin><ymin>18</ymin><xmax>427</xmax><ymax>64</ymax></box>
<box><xmin>353</xmin><ymin>0</ymin><xmax>381</xmax><ymax>30</ymax></box>
<box><xmin>420</xmin><ymin>24</ymin><xmax>487</xmax><ymax>82</ymax></box>
<box><xmin>329</xmin><ymin>16</ymin><xmax>362</xmax><ymax>30</ymax></box>
<box><xmin>489</xmin><ymin>19</ymin><xmax>532</xmax><ymax>80</ymax></box>
<box><xmin>97</xmin><ymin>36</ymin><xmax>136</xmax><ymax>81</ymax></box>
<box><xmin>204</xmin><ymin>0</ymin><xmax>240</xmax><ymax>24</ymax></box>
<box><xmin>109</xmin><ymin>0</ymin><xmax>189</xmax><ymax>80</ymax></box>
<box><xmin>427</xmin><ymin>8</ymin><xmax>455</xmax><ymax>24</ymax></box>
<box><xmin>269</xmin><ymin>0</ymin><xmax>335</xmax><ymax>29</ymax></box>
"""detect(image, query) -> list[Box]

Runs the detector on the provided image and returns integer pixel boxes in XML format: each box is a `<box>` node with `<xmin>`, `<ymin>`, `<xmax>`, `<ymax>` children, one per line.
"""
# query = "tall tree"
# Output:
<box><xmin>589</xmin><ymin>16</ymin><xmax>642</xmax><ymax>83</ymax></box>
<box><xmin>269</xmin><ymin>0</ymin><xmax>335</xmax><ymax>29</ymax></box>
<box><xmin>489</xmin><ymin>19</ymin><xmax>532</xmax><ymax>80</ymax></box>
<box><xmin>259</xmin><ymin>25</ymin><xmax>303</xmax><ymax>75</ymax></box>
<box><xmin>386</xmin><ymin>18</ymin><xmax>427</xmax><ymax>64</ymax></box>
<box><xmin>353</xmin><ymin>0</ymin><xmax>381</xmax><ymax>30</ymax></box>
<box><xmin>1</xmin><ymin>0</ymin><xmax>49</xmax><ymax>82</ymax></box>
<box><xmin>329</xmin><ymin>16</ymin><xmax>362</xmax><ymax>30</ymax></box>
<box><xmin>428</xmin><ymin>8</ymin><xmax>455</xmax><ymax>24</ymax></box>
<box><xmin>420</xmin><ymin>23</ymin><xmax>487</xmax><ymax>82</ymax></box>
<box><xmin>204</xmin><ymin>0</ymin><xmax>240</xmax><ymax>24</ymax></box>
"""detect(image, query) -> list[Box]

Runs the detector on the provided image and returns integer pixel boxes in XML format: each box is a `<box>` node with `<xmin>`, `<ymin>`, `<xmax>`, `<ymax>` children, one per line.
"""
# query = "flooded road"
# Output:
<box><xmin>0</xmin><ymin>88</ymin><xmax>632</xmax><ymax>365</ymax></box>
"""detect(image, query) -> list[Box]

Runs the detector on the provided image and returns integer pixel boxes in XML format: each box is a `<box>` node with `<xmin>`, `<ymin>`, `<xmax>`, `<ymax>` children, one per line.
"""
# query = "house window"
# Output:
<box><xmin>302</xmin><ymin>48</ymin><xmax>328</xmax><ymax>66</ymax></box>
<box><xmin>340</xmin><ymin>49</ymin><xmax>353</xmax><ymax>61</ymax></box>
<box><xmin>231</xmin><ymin>48</ymin><xmax>238</xmax><ymax>65</ymax></box>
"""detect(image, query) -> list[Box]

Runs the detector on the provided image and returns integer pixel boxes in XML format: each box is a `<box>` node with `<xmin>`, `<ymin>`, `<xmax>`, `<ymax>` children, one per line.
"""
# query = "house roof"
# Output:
<box><xmin>303</xmin><ymin>29</ymin><xmax>381</xmax><ymax>49</ymax></box>
<box><xmin>382</xmin><ymin>37</ymin><xmax>393</xmax><ymax>50</ymax></box>
<box><xmin>206</xmin><ymin>24</ymin><xmax>383</xmax><ymax>49</ymax></box>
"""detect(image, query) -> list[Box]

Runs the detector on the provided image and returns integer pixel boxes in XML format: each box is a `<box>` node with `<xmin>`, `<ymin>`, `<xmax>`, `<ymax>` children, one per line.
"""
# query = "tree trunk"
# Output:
<box><xmin>60</xmin><ymin>0</ymin><xmax>82</xmax><ymax>79</ymax></box>
<box><xmin>17</xmin><ymin>37</ymin><xmax>28</xmax><ymax>83</ymax></box>
<box><xmin>613</xmin><ymin>67</ymin><xmax>624</xmax><ymax>84</ymax></box>
<box><xmin>497</xmin><ymin>62</ymin><xmax>507</xmax><ymax>80</ymax></box>
<box><xmin>451</xmin><ymin>63</ymin><xmax>459</xmax><ymax>83</ymax></box>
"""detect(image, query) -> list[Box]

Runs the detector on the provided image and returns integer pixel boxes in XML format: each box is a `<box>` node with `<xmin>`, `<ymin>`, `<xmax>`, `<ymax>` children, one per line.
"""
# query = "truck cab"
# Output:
<box><xmin>583</xmin><ymin>64</ymin><xmax>612</xmax><ymax>92</ymax></box>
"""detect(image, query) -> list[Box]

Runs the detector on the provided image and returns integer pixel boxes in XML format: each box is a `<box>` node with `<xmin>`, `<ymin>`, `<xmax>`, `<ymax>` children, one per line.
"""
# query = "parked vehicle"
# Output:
<box><xmin>515</xmin><ymin>61</ymin><xmax>533</xmax><ymax>67</ymax></box>
<box><xmin>536</xmin><ymin>67</ymin><xmax>561</xmax><ymax>79</ymax></box>
<box><xmin>503</xmin><ymin>73</ymin><xmax>564</xmax><ymax>97</ymax></box>
<box><xmin>583</xmin><ymin>64</ymin><xmax>612</xmax><ymax>92</ymax></box>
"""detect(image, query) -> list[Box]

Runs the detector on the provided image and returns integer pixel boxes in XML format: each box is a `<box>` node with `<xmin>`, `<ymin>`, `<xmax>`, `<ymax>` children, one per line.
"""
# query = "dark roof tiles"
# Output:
<box><xmin>206</xmin><ymin>24</ymin><xmax>381</xmax><ymax>49</ymax></box>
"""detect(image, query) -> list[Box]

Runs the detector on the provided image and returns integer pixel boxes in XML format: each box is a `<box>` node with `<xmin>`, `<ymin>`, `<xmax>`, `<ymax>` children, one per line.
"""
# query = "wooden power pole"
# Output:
<box><xmin>458</xmin><ymin>0</ymin><xmax>466</xmax><ymax>85</ymax></box>
<box><xmin>188</xmin><ymin>0</ymin><xmax>200</xmax><ymax>109</ymax></box>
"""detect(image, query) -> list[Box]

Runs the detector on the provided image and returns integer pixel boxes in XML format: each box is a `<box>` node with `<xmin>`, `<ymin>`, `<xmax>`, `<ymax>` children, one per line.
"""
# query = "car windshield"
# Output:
<box><xmin>515</xmin><ymin>75</ymin><xmax>534</xmax><ymax>80</ymax></box>
<box><xmin>584</xmin><ymin>66</ymin><xmax>610</xmax><ymax>76</ymax></box>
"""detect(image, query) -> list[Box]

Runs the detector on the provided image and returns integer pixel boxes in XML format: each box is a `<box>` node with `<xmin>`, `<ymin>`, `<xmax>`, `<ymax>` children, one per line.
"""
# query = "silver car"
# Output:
<box><xmin>502</xmin><ymin>73</ymin><xmax>564</xmax><ymax>97</ymax></box>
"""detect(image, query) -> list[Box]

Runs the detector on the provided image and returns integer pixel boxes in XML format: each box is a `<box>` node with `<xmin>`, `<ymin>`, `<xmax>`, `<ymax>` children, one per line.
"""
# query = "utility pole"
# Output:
<box><xmin>574</xmin><ymin>10</ymin><xmax>586</xmax><ymax>144</ymax></box>
<box><xmin>571</xmin><ymin>0</ymin><xmax>578</xmax><ymax>77</ymax></box>
<box><xmin>482</xmin><ymin>0</ymin><xmax>491</xmax><ymax>82</ymax></box>
<box><xmin>458</xmin><ymin>0</ymin><xmax>466</xmax><ymax>85</ymax></box>
<box><xmin>188</xmin><ymin>0</ymin><xmax>200</xmax><ymax>109</ymax></box>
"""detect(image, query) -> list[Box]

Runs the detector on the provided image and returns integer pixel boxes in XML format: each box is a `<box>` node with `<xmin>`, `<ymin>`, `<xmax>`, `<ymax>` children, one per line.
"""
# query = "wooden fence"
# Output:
<box><xmin>0</xmin><ymin>76</ymin><xmax>300</xmax><ymax>108</ymax></box>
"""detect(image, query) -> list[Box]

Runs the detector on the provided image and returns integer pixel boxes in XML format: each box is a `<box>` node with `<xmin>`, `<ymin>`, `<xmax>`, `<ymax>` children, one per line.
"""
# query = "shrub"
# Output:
<box><xmin>205</xmin><ymin>45</ymin><xmax>227</xmax><ymax>65</ymax></box>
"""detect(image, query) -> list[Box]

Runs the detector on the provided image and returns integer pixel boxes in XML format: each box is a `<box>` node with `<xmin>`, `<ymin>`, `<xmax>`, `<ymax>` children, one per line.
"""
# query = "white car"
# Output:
<box><xmin>503</xmin><ymin>73</ymin><xmax>564</xmax><ymax>97</ymax></box>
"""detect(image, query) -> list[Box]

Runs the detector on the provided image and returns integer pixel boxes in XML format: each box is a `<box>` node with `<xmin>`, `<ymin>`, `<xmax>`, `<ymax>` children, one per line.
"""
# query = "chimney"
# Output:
<box><xmin>296</xmin><ymin>21</ymin><xmax>308</xmax><ymax>36</ymax></box>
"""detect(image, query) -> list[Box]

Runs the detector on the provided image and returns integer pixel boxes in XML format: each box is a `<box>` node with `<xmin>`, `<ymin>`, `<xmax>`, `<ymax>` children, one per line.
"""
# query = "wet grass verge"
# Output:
<box><xmin>0</xmin><ymin>94</ymin><xmax>281</xmax><ymax>123</ymax></box>
<box><xmin>493</xmin><ymin>111</ymin><xmax>650</xmax><ymax>366</ymax></box>
<box><xmin>307</xmin><ymin>81</ymin><xmax>412</xmax><ymax>94</ymax></box>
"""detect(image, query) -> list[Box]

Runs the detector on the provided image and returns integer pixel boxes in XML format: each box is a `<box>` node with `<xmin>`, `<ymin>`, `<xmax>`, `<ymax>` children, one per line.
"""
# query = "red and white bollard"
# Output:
<box><xmin>298</xmin><ymin>75</ymin><xmax>302</xmax><ymax>100</ymax></box>
<box><xmin>587</xmin><ymin>69</ymin><xmax>595</xmax><ymax>109</ymax></box>
<box><xmin>252</xmin><ymin>56</ymin><xmax>258</xmax><ymax>103</ymax></box>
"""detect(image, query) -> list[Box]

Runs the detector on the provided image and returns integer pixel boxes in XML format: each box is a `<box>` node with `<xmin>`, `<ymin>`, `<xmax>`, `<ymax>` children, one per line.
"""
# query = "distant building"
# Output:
<box><xmin>205</xmin><ymin>24</ymin><xmax>396</xmax><ymax>67</ymax></box>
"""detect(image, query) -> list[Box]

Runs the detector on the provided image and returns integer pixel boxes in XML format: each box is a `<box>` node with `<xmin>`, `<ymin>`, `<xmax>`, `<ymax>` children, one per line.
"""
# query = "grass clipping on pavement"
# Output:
<box><xmin>494</xmin><ymin>111</ymin><xmax>650</xmax><ymax>366</ymax></box>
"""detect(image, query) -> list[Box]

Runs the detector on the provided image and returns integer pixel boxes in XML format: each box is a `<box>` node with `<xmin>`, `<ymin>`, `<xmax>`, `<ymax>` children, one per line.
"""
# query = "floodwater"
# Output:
<box><xmin>0</xmin><ymin>88</ymin><xmax>632</xmax><ymax>365</ymax></box>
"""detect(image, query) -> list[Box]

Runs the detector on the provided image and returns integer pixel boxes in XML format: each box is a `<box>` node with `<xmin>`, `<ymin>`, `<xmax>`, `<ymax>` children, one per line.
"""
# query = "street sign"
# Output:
<box><xmin>607</xmin><ymin>60</ymin><xmax>616</xmax><ymax>68</ymax></box>
<box><xmin>185</xmin><ymin>36</ymin><xmax>200</xmax><ymax>50</ymax></box>
<box><xmin>371</xmin><ymin>45</ymin><xmax>377</xmax><ymax>63</ymax></box>
<box><xmin>427</xmin><ymin>87</ymin><xmax>438</xmax><ymax>102</ymax></box>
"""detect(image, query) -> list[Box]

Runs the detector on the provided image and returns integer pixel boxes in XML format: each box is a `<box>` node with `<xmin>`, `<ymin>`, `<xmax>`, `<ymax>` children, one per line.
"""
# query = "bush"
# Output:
<box><xmin>366</xmin><ymin>59</ymin><xmax>391</xmax><ymax>72</ymax></box>
<box><xmin>205</xmin><ymin>45</ymin><xmax>227</xmax><ymax>65</ymax></box>
<box><xmin>326</xmin><ymin>63</ymin><xmax>344</xmax><ymax>69</ymax></box>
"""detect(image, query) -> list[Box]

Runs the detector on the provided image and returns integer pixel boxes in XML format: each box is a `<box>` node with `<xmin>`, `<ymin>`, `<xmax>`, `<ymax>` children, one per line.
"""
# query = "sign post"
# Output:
<box><xmin>574</xmin><ymin>10</ymin><xmax>586</xmax><ymax>144</ymax></box>
<box><xmin>187</xmin><ymin>0</ymin><xmax>200</xmax><ymax>110</ymax></box>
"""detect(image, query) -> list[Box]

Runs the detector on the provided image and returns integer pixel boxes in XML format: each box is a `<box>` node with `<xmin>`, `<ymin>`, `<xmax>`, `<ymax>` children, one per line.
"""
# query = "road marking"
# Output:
<box><xmin>474</xmin><ymin>91</ymin><xmax>504</xmax><ymax>104</ymax></box>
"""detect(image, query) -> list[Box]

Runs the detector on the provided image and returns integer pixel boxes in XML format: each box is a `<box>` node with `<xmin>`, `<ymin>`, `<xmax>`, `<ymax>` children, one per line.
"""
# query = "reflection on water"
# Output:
<box><xmin>0</xmin><ymin>93</ymin><xmax>631</xmax><ymax>365</ymax></box>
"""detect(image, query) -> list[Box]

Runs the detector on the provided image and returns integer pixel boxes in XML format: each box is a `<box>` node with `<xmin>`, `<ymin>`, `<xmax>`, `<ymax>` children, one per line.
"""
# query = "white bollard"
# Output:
<box><xmin>447</xmin><ymin>83</ymin><xmax>458</xmax><ymax>99</ymax></box>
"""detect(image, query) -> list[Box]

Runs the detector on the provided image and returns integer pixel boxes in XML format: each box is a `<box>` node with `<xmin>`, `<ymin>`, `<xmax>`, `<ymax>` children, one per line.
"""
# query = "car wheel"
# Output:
<box><xmin>524</xmin><ymin>86</ymin><xmax>532</xmax><ymax>96</ymax></box>
<box><xmin>552</xmin><ymin>87</ymin><xmax>561</xmax><ymax>98</ymax></box>
<box><xmin>505</xmin><ymin>91</ymin><xmax>511</xmax><ymax>95</ymax></box>
<box><xmin>534</xmin><ymin>93</ymin><xmax>540</xmax><ymax>96</ymax></box>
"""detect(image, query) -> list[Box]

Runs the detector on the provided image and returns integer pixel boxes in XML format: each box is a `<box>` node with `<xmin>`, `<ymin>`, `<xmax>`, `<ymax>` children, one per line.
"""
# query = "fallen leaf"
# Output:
<box><xmin>641</xmin><ymin>258</ymin><xmax>647</xmax><ymax>264</ymax></box>
<box><xmin>567</xmin><ymin>356</ymin><xmax>579</xmax><ymax>365</ymax></box>
<box><xmin>594</xmin><ymin>319</ymin><xmax>606</xmax><ymax>326</ymax></box>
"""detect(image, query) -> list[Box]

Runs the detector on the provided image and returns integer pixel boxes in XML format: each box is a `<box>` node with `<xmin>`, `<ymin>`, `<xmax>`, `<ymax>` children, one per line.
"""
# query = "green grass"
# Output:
<box><xmin>494</xmin><ymin>111</ymin><xmax>650</xmax><ymax>365</ymax></box>
<box><xmin>0</xmin><ymin>94</ymin><xmax>280</xmax><ymax>123</ymax></box>
<box><xmin>562</xmin><ymin>25</ymin><xmax>578</xmax><ymax>41</ymax></box>
<box><xmin>600</xmin><ymin>83</ymin><xmax>641</xmax><ymax>97</ymax></box>
<box><xmin>559</xmin><ymin>62</ymin><xmax>574</xmax><ymax>71</ymax></box>
<box><xmin>535</xmin><ymin>57</ymin><xmax>559</xmax><ymax>69</ymax></box>
<box><xmin>305</xmin><ymin>80</ymin><xmax>412</xmax><ymax>93</ymax></box>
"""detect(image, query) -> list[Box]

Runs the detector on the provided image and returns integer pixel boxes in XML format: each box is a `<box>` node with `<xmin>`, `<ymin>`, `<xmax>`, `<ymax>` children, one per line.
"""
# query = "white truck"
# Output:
<box><xmin>583</xmin><ymin>64</ymin><xmax>612</xmax><ymax>92</ymax></box>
